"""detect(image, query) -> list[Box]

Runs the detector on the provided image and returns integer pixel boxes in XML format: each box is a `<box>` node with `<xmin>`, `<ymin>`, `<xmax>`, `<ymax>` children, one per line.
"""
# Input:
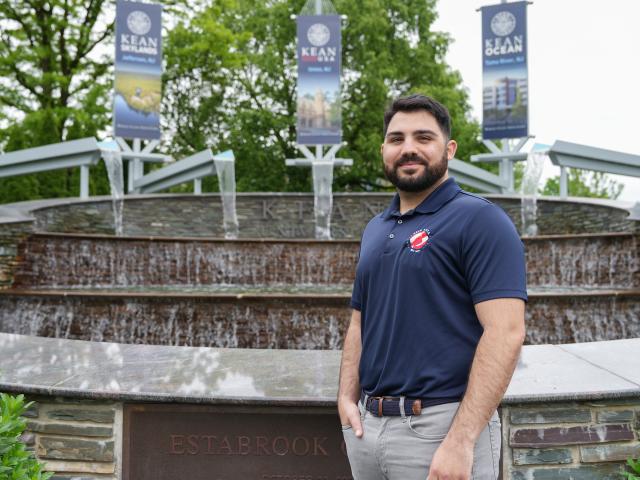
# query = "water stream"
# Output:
<box><xmin>101</xmin><ymin>149</ymin><xmax>125</xmax><ymax>236</ymax></box>
<box><xmin>519</xmin><ymin>151</ymin><xmax>546</xmax><ymax>236</ymax></box>
<box><xmin>213</xmin><ymin>156</ymin><xmax>239</xmax><ymax>239</ymax></box>
<box><xmin>312</xmin><ymin>161</ymin><xmax>334</xmax><ymax>240</ymax></box>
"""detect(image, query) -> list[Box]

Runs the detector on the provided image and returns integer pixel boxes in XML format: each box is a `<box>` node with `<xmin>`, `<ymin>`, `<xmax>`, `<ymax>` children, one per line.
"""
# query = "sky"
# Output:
<box><xmin>432</xmin><ymin>0</ymin><xmax>640</xmax><ymax>202</ymax></box>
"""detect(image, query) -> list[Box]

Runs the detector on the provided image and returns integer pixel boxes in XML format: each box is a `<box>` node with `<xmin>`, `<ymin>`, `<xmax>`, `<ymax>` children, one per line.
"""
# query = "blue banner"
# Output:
<box><xmin>481</xmin><ymin>1</ymin><xmax>528</xmax><ymax>140</ymax></box>
<box><xmin>296</xmin><ymin>15</ymin><xmax>342</xmax><ymax>145</ymax></box>
<box><xmin>114</xmin><ymin>0</ymin><xmax>162</xmax><ymax>140</ymax></box>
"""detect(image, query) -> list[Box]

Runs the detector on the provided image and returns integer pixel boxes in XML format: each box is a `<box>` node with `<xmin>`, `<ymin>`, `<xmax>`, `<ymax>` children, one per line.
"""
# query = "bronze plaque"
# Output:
<box><xmin>123</xmin><ymin>404</ymin><xmax>353</xmax><ymax>480</ymax></box>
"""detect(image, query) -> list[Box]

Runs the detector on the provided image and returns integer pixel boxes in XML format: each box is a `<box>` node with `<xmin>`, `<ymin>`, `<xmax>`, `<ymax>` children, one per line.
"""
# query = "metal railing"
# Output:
<box><xmin>0</xmin><ymin>137</ymin><xmax>101</xmax><ymax>198</ymax></box>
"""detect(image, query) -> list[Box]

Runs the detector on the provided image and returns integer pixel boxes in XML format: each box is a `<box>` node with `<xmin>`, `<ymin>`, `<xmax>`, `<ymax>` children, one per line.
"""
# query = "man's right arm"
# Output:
<box><xmin>337</xmin><ymin>309</ymin><xmax>363</xmax><ymax>437</ymax></box>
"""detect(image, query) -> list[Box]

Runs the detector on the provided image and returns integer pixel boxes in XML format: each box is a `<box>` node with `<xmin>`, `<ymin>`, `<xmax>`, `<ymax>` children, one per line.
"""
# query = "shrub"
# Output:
<box><xmin>622</xmin><ymin>457</ymin><xmax>640</xmax><ymax>480</ymax></box>
<box><xmin>0</xmin><ymin>393</ymin><xmax>52</xmax><ymax>480</ymax></box>
<box><xmin>622</xmin><ymin>458</ymin><xmax>640</xmax><ymax>480</ymax></box>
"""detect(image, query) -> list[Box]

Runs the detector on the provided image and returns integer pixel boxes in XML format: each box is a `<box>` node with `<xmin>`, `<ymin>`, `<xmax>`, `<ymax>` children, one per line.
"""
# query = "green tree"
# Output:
<box><xmin>0</xmin><ymin>0</ymin><xmax>114</xmax><ymax>202</ymax></box>
<box><xmin>163</xmin><ymin>0</ymin><xmax>484</xmax><ymax>193</ymax></box>
<box><xmin>542</xmin><ymin>169</ymin><xmax>623</xmax><ymax>199</ymax></box>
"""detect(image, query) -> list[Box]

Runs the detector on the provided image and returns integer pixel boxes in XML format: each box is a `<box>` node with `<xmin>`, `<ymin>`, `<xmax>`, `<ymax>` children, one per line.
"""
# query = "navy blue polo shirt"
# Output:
<box><xmin>351</xmin><ymin>177</ymin><xmax>527</xmax><ymax>401</ymax></box>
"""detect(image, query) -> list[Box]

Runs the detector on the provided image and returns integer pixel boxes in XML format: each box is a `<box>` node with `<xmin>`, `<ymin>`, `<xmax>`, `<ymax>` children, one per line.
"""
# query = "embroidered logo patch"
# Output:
<box><xmin>408</xmin><ymin>228</ymin><xmax>431</xmax><ymax>252</ymax></box>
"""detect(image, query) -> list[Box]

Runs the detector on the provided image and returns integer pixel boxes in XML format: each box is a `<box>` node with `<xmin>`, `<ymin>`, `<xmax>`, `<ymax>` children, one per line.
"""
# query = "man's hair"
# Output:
<box><xmin>383</xmin><ymin>94</ymin><xmax>452</xmax><ymax>140</ymax></box>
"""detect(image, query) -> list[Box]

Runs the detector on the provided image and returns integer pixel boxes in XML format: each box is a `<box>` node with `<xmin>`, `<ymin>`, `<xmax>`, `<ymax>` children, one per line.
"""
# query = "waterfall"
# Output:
<box><xmin>214</xmin><ymin>155</ymin><xmax>239</xmax><ymax>239</ymax></box>
<box><xmin>312</xmin><ymin>161</ymin><xmax>334</xmax><ymax>240</ymax></box>
<box><xmin>101</xmin><ymin>149</ymin><xmax>125</xmax><ymax>236</ymax></box>
<box><xmin>520</xmin><ymin>151</ymin><xmax>546</xmax><ymax>236</ymax></box>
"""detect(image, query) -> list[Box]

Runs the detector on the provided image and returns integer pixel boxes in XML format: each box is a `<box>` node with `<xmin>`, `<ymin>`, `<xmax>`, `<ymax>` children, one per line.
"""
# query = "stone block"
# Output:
<box><xmin>597</xmin><ymin>410</ymin><xmax>635</xmax><ymax>423</ymax></box>
<box><xmin>510</xmin><ymin>424</ymin><xmax>634</xmax><ymax>448</ymax></box>
<box><xmin>50</xmin><ymin>397</ymin><xmax>115</xmax><ymax>406</ymax></box>
<box><xmin>511</xmin><ymin>464</ymin><xmax>626</xmax><ymax>480</ymax></box>
<box><xmin>510</xmin><ymin>408</ymin><xmax>592</xmax><ymax>424</ymax></box>
<box><xmin>512</xmin><ymin>447</ymin><xmax>573</xmax><ymax>465</ymax></box>
<box><xmin>42</xmin><ymin>460</ymin><xmax>114</xmax><ymax>474</ymax></box>
<box><xmin>28</xmin><ymin>420</ymin><xmax>113</xmax><ymax>437</ymax></box>
<box><xmin>50</xmin><ymin>477</ymin><xmax>114</xmax><ymax>480</ymax></box>
<box><xmin>20</xmin><ymin>431</ymin><xmax>36</xmax><ymax>446</ymax></box>
<box><xmin>37</xmin><ymin>437</ymin><xmax>114</xmax><ymax>462</ymax></box>
<box><xmin>23</xmin><ymin>403</ymin><xmax>39</xmax><ymax>418</ymax></box>
<box><xmin>581</xmin><ymin>443</ymin><xmax>640</xmax><ymax>463</ymax></box>
<box><xmin>46</xmin><ymin>408</ymin><xmax>115</xmax><ymax>424</ymax></box>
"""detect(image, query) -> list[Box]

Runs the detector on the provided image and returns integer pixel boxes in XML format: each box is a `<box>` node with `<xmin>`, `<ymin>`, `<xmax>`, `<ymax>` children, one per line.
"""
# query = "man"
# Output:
<box><xmin>338</xmin><ymin>94</ymin><xmax>527</xmax><ymax>480</ymax></box>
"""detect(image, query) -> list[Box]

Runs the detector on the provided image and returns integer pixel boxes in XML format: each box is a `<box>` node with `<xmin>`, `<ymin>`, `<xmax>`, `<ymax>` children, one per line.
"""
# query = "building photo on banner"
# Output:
<box><xmin>296</xmin><ymin>14</ymin><xmax>342</xmax><ymax>146</ymax></box>
<box><xmin>435</xmin><ymin>0</ymin><xmax>640</xmax><ymax>202</ymax></box>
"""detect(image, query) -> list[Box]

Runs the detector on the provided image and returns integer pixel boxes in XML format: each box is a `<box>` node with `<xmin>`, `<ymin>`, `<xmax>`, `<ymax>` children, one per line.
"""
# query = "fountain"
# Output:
<box><xmin>0</xmin><ymin>191</ymin><xmax>637</xmax><ymax>348</ymax></box>
<box><xmin>213</xmin><ymin>151</ymin><xmax>239</xmax><ymax>239</ymax></box>
<box><xmin>312</xmin><ymin>161</ymin><xmax>334</xmax><ymax>240</ymax></box>
<box><xmin>0</xmin><ymin>188</ymin><xmax>638</xmax><ymax>480</ymax></box>
<box><xmin>100</xmin><ymin>145</ymin><xmax>125</xmax><ymax>236</ymax></box>
<box><xmin>519</xmin><ymin>150</ymin><xmax>546</xmax><ymax>236</ymax></box>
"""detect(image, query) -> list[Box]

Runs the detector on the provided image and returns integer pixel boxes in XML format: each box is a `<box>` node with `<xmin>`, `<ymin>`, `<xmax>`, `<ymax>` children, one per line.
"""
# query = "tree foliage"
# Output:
<box><xmin>541</xmin><ymin>169</ymin><xmax>623</xmax><ymax>199</ymax></box>
<box><xmin>162</xmin><ymin>0</ymin><xmax>484</xmax><ymax>193</ymax></box>
<box><xmin>0</xmin><ymin>0</ymin><xmax>626</xmax><ymax>202</ymax></box>
<box><xmin>0</xmin><ymin>0</ymin><xmax>114</xmax><ymax>202</ymax></box>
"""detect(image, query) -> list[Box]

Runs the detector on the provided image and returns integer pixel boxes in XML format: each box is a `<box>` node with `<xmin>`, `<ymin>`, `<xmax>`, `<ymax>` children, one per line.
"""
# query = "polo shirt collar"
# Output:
<box><xmin>382</xmin><ymin>177</ymin><xmax>461</xmax><ymax>218</ymax></box>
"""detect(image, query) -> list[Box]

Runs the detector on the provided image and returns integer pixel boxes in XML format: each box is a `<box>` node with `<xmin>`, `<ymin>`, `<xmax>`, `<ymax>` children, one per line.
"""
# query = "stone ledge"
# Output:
<box><xmin>0</xmin><ymin>334</ymin><xmax>639</xmax><ymax>406</ymax></box>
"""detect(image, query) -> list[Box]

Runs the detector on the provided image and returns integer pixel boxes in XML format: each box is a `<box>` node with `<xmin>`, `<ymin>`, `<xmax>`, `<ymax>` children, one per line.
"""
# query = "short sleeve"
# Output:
<box><xmin>350</xmin><ymin>247</ymin><xmax>363</xmax><ymax>311</ymax></box>
<box><xmin>461</xmin><ymin>203</ymin><xmax>528</xmax><ymax>304</ymax></box>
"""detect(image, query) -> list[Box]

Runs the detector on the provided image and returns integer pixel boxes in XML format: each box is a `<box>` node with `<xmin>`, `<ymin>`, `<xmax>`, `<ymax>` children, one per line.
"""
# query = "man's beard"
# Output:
<box><xmin>383</xmin><ymin>151</ymin><xmax>448</xmax><ymax>192</ymax></box>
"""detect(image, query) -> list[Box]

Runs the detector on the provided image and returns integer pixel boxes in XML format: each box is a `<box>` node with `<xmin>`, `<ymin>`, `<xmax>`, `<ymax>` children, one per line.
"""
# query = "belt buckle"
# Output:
<box><xmin>370</xmin><ymin>396</ymin><xmax>391</xmax><ymax>417</ymax></box>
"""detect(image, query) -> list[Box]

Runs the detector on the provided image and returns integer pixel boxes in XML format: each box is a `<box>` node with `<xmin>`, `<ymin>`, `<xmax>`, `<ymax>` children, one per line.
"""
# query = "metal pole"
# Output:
<box><xmin>132</xmin><ymin>138</ymin><xmax>141</xmax><ymax>194</ymax></box>
<box><xmin>315</xmin><ymin>0</ymin><xmax>322</xmax><ymax>14</ymax></box>
<box><xmin>560</xmin><ymin>166</ymin><xmax>568</xmax><ymax>198</ymax></box>
<box><xmin>500</xmin><ymin>139</ymin><xmax>515</xmax><ymax>193</ymax></box>
<box><xmin>80</xmin><ymin>164</ymin><xmax>90</xmax><ymax>199</ymax></box>
<box><xmin>127</xmin><ymin>161</ymin><xmax>135</xmax><ymax>193</ymax></box>
<box><xmin>194</xmin><ymin>178</ymin><xmax>202</xmax><ymax>195</ymax></box>
<box><xmin>136</xmin><ymin>156</ymin><xmax>144</xmax><ymax>180</ymax></box>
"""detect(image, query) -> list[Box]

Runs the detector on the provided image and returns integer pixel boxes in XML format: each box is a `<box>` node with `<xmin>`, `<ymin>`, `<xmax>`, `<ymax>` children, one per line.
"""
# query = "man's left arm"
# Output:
<box><xmin>427</xmin><ymin>297</ymin><xmax>525</xmax><ymax>480</ymax></box>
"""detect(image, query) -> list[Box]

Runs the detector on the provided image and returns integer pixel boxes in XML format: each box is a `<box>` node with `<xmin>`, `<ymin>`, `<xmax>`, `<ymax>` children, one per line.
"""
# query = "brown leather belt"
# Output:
<box><xmin>361</xmin><ymin>392</ymin><xmax>422</xmax><ymax>417</ymax></box>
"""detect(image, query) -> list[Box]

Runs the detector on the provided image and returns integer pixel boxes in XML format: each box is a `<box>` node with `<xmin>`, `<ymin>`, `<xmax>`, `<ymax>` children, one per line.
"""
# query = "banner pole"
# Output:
<box><xmin>132</xmin><ymin>138</ymin><xmax>142</xmax><ymax>194</ymax></box>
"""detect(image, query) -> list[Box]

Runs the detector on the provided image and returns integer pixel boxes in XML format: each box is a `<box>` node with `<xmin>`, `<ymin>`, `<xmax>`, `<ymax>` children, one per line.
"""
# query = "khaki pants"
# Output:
<box><xmin>342</xmin><ymin>401</ymin><xmax>501</xmax><ymax>480</ymax></box>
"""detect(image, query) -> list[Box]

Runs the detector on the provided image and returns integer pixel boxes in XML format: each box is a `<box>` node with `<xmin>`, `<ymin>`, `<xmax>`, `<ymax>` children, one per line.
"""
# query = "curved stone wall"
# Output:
<box><xmin>9</xmin><ymin>232</ymin><xmax>639</xmax><ymax>290</ymax></box>
<box><xmin>1</xmin><ymin>290</ymin><xmax>638</xmax><ymax>348</ymax></box>
<box><xmin>0</xmin><ymin>231</ymin><xmax>637</xmax><ymax>347</ymax></box>
<box><xmin>5</xmin><ymin>193</ymin><xmax>638</xmax><ymax>239</ymax></box>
